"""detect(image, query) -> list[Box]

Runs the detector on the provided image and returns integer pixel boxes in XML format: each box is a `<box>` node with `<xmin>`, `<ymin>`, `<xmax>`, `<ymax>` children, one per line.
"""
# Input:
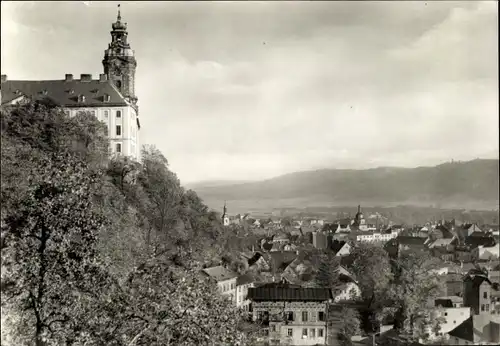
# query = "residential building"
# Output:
<box><xmin>472</xmin><ymin>245</ymin><xmax>500</xmax><ymax>262</ymax></box>
<box><xmin>312</xmin><ymin>231</ymin><xmax>327</xmax><ymax>249</ymax></box>
<box><xmin>433</xmin><ymin>302</ymin><xmax>471</xmax><ymax>336</ymax></box>
<box><xmin>201</xmin><ymin>266</ymin><xmax>238</xmax><ymax>305</ymax></box>
<box><xmin>248</xmin><ymin>283</ymin><xmax>332</xmax><ymax>346</ymax></box>
<box><xmin>348</xmin><ymin>230</ymin><xmax>397</xmax><ymax>243</ymax></box>
<box><xmin>333</xmin><ymin>241</ymin><xmax>351</xmax><ymax>257</ymax></box>
<box><xmin>236</xmin><ymin>274</ymin><xmax>255</xmax><ymax>311</ymax></box>
<box><xmin>1</xmin><ymin>7</ymin><xmax>141</xmax><ymax>159</ymax></box>
<box><xmin>332</xmin><ymin>281</ymin><xmax>361</xmax><ymax>303</ymax></box>
<box><xmin>489</xmin><ymin>264</ymin><xmax>500</xmax><ymax>284</ymax></box>
<box><xmin>463</xmin><ymin>273</ymin><xmax>497</xmax><ymax>315</ymax></box>
<box><xmin>447</xmin><ymin>314</ymin><xmax>500</xmax><ymax>345</ymax></box>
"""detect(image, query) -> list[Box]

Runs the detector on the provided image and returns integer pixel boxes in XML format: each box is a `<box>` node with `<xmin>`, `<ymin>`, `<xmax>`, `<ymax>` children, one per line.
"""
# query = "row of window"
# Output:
<box><xmin>481</xmin><ymin>304</ymin><xmax>490</xmax><ymax>312</ymax></box>
<box><xmin>268</xmin><ymin>327</ymin><xmax>325</xmax><ymax>338</ymax></box>
<box><xmin>221</xmin><ymin>282</ymin><xmax>236</xmax><ymax>293</ymax></box>
<box><xmin>259</xmin><ymin>310</ymin><xmax>326</xmax><ymax>322</ymax></box>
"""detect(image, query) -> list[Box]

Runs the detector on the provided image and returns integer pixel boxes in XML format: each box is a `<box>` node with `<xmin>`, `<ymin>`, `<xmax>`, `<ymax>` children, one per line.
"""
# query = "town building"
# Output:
<box><xmin>463</xmin><ymin>273</ymin><xmax>498</xmax><ymax>316</ymax></box>
<box><xmin>248</xmin><ymin>283</ymin><xmax>332</xmax><ymax>345</ymax></box>
<box><xmin>201</xmin><ymin>265</ymin><xmax>238</xmax><ymax>305</ymax></box>
<box><xmin>0</xmin><ymin>6</ymin><xmax>141</xmax><ymax>159</ymax></box>
<box><xmin>436</xmin><ymin>297</ymin><xmax>471</xmax><ymax>335</ymax></box>
<box><xmin>236</xmin><ymin>274</ymin><xmax>255</xmax><ymax>311</ymax></box>
<box><xmin>447</xmin><ymin>314</ymin><xmax>500</xmax><ymax>345</ymax></box>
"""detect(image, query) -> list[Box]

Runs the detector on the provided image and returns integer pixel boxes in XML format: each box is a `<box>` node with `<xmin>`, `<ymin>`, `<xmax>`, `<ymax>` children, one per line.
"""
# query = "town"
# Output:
<box><xmin>1</xmin><ymin>2</ymin><xmax>498</xmax><ymax>346</ymax></box>
<box><xmin>200</xmin><ymin>202</ymin><xmax>500</xmax><ymax>345</ymax></box>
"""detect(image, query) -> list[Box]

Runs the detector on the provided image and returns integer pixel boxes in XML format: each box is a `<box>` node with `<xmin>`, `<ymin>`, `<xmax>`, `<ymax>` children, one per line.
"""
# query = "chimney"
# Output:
<box><xmin>1</xmin><ymin>75</ymin><xmax>6</xmax><ymax>83</ymax></box>
<box><xmin>65</xmin><ymin>74</ymin><xmax>73</xmax><ymax>82</ymax></box>
<box><xmin>80</xmin><ymin>74</ymin><xmax>92</xmax><ymax>82</ymax></box>
<box><xmin>99</xmin><ymin>74</ymin><xmax>107</xmax><ymax>82</ymax></box>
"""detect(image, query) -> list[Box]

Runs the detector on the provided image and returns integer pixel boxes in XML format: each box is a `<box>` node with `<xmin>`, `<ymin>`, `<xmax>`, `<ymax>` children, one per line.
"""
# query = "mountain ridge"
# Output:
<box><xmin>191</xmin><ymin>159</ymin><xmax>499</xmax><ymax>211</ymax></box>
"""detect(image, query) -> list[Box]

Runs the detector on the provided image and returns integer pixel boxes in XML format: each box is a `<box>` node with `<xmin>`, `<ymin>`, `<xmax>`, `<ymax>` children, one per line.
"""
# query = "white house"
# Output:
<box><xmin>202</xmin><ymin>266</ymin><xmax>238</xmax><ymax>305</ymax></box>
<box><xmin>236</xmin><ymin>274</ymin><xmax>255</xmax><ymax>311</ymax></box>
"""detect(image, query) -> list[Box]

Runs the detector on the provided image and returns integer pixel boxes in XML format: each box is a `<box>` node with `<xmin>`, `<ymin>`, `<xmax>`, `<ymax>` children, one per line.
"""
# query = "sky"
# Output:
<box><xmin>1</xmin><ymin>1</ymin><xmax>498</xmax><ymax>184</ymax></box>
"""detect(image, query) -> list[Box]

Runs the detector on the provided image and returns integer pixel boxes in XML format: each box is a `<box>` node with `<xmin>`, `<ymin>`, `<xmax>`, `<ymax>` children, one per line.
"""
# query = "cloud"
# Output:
<box><xmin>1</xmin><ymin>1</ymin><xmax>497</xmax><ymax>183</ymax></box>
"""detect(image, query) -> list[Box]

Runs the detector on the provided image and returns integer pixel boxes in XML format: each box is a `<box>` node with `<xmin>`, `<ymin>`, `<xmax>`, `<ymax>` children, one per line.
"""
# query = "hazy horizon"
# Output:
<box><xmin>2</xmin><ymin>1</ymin><xmax>498</xmax><ymax>183</ymax></box>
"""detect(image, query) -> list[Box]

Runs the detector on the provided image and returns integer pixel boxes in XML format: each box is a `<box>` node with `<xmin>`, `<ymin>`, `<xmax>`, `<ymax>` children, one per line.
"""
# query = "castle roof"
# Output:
<box><xmin>1</xmin><ymin>78</ymin><xmax>128</xmax><ymax>108</ymax></box>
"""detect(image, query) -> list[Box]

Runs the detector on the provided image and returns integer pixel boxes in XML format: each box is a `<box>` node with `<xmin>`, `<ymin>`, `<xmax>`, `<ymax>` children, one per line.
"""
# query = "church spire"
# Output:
<box><xmin>117</xmin><ymin>4</ymin><xmax>121</xmax><ymax>22</ymax></box>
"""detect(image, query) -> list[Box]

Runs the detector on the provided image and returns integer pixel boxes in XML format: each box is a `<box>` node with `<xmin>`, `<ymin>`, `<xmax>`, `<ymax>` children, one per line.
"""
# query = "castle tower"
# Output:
<box><xmin>102</xmin><ymin>4</ymin><xmax>138</xmax><ymax>106</ymax></box>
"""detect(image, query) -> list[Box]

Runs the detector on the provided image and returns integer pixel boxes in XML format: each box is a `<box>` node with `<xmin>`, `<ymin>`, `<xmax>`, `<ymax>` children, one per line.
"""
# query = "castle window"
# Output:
<box><xmin>318</xmin><ymin>328</ymin><xmax>324</xmax><ymax>337</ymax></box>
<box><xmin>287</xmin><ymin>329</ymin><xmax>293</xmax><ymax>337</ymax></box>
<box><xmin>104</xmin><ymin>94</ymin><xmax>111</xmax><ymax>102</ymax></box>
<box><xmin>302</xmin><ymin>328</ymin><xmax>308</xmax><ymax>338</ymax></box>
<box><xmin>116</xmin><ymin>125</ymin><xmax>121</xmax><ymax>136</ymax></box>
<box><xmin>116</xmin><ymin>110</ymin><xmax>122</xmax><ymax>118</ymax></box>
<box><xmin>116</xmin><ymin>143</ymin><xmax>122</xmax><ymax>153</ymax></box>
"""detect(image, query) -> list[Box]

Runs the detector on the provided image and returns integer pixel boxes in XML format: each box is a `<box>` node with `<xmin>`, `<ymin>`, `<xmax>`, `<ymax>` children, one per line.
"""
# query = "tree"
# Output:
<box><xmin>388</xmin><ymin>251</ymin><xmax>443</xmax><ymax>339</ymax></box>
<box><xmin>336</xmin><ymin>307</ymin><xmax>361</xmax><ymax>346</ymax></box>
<box><xmin>1</xmin><ymin>152</ymin><xmax>108</xmax><ymax>346</ymax></box>
<box><xmin>313</xmin><ymin>252</ymin><xmax>341</xmax><ymax>288</ymax></box>
<box><xmin>348</xmin><ymin>243</ymin><xmax>393</xmax><ymax>309</ymax></box>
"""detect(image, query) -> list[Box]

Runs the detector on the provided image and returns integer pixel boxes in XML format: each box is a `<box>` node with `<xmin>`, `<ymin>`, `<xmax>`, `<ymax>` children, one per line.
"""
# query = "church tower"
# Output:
<box><xmin>102</xmin><ymin>4</ymin><xmax>138</xmax><ymax>106</ymax></box>
<box><xmin>222</xmin><ymin>201</ymin><xmax>230</xmax><ymax>226</ymax></box>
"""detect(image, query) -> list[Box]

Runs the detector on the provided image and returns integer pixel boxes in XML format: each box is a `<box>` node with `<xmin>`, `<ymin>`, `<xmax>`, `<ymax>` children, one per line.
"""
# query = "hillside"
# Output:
<box><xmin>192</xmin><ymin>159</ymin><xmax>500</xmax><ymax>211</ymax></box>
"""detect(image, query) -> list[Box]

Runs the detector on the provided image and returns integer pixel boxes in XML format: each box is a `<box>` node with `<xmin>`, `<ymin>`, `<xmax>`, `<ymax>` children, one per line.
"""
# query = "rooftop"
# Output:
<box><xmin>202</xmin><ymin>266</ymin><xmax>238</xmax><ymax>282</ymax></box>
<box><xmin>1</xmin><ymin>77</ymin><xmax>129</xmax><ymax>108</ymax></box>
<box><xmin>248</xmin><ymin>285</ymin><xmax>332</xmax><ymax>302</ymax></box>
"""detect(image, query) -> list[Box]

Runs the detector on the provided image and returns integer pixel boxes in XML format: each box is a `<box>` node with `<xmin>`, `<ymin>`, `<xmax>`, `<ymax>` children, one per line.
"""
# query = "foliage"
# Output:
<box><xmin>347</xmin><ymin>242</ymin><xmax>393</xmax><ymax>308</ymax></box>
<box><xmin>336</xmin><ymin>307</ymin><xmax>361</xmax><ymax>346</ymax></box>
<box><xmin>1</xmin><ymin>152</ymin><xmax>108</xmax><ymax>346</ymax></box>
<box><xmin>313</xmin><ymin>252</ymin><xmax>341</xmax><ymax>288</ymax></box>
<box><xmin>1</xmin><ymin>103</ymin><xmax>257</xmax><ymax>346</ymax></box>
<box><xmin>388</xmin><ymin>250</ymin><xmax>443</xmax><ymax>339</ymax></box>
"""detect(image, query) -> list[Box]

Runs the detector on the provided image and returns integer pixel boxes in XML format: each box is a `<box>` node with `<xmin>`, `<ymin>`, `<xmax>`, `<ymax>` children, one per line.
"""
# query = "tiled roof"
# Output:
<box><xmin>465</xmin><ymin>236</ymin><xmax>496</xmax><ymax>249</ymax></box>
<box><xmin>236</xmin><ymin>273</ymin><xmax>254</xmax><ymax>286</ymax></box>
<box><xmin>1</xmin><ymin>78</ymin><xmax>128</xmax><ymax>107</ymax></box>
<box><xmin>395</xmin><ymin>236</ymin><xmax>427</xmax><ymax>246</ymax></box>
<box><xmin>428</xmin><ymin>238</ymin><xmax>454</xmax><ymax>248</ymax></box>
<box><xmin>202</xmin><ymin>266</ymin><xmax>238</xmax><ymax>282</ymax></box>
<box><xmin>248</xmin><ymin>285</ymin><xmax>332</xmax><ymax>301</ymax></box>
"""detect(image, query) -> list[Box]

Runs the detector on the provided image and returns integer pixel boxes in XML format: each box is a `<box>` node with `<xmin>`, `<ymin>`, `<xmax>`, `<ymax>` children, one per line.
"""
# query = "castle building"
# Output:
<box><xmin>0</xmin><ymin>5</ymin><xmax>141</xmax><ymax>160</ymax></box>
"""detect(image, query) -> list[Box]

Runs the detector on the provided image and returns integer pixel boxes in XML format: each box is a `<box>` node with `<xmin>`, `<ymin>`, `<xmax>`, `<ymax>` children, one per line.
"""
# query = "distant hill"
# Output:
<box><xmin>185</xmin><ymin>180</ymin><xmax>254</xmax><ymax>190</ymax></box>
<box><xmin>192</xmin><ymin>159</ymin><xmax>499</xmax><ymax>212</ymax></box>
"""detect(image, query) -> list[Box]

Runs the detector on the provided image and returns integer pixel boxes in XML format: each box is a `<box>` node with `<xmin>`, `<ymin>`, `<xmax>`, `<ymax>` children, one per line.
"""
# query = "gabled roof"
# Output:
<box><xmin>248</xmin><ymin>285</ymin><xmax>332</xmax><ymax>302</ymax></box>
<box><xmin>448</xmin><ymin>315</ymin><xmax>500</xmax><ymax>343</ymax></box>
<box><xmin>428</xmin><ymin>238</ymin><xmax>455</xmax><ymax>248</ymax></box>
<box><xmin>202</xmin><ymin>266</ymin><xmax>238</xmax><ymax>282</ymax></box>
<box><xmin>1</xmin><ymin>79</ymin><xmax>129</xmax><ymax>107</ymax></box>
<box><xmin>264</xmin><ymin>251</ymin><xmax>299</xmax><ymax>272</ymax></box>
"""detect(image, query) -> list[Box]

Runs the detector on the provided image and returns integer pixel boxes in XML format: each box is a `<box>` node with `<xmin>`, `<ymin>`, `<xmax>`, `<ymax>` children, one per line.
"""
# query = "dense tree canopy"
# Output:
<box><xmin>1</xmin><ymin>103</ymin><xmax>256</xmax><ymax>345</ymax></box>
